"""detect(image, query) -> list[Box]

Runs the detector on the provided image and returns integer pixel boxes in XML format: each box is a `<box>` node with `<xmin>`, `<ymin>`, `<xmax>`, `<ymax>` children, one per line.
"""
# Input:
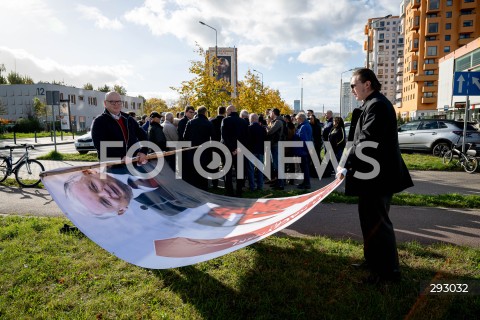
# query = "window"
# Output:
<box><xmin>420</xmin><ymin>121</ymin><xmax>438</xmax><ymax>130</ymax></box>
<box><xmin>425</xmin><ymin>81</ymin><xmax>435</xmax><ymax>86</ymax></box>
<box><xmin>460</xmin><ymin>34</ymin><xmax>471</xmax><ymax>39</ymax></box>
<box><xmin>429</xmin><ymin>0</ymin><xmax>439</xmax><ymax>10</ymax></box>
<box><xmin>461</xmin><ymin>9</ymin><xmax>474</xmax><ymax>15</ymax></box>
<box><xmin>446</xmin><ymin>23</ymin><xmax>451</xmax><ymax>30</ymax></box>
<box><xmin>427</xmin><ymin>46</ymin><xmax>437</xmax><ymax>56</ymax></box>
<box><xmin>446</xmin><ymin>0</ymin><xmax>452</xmax><ymax>5</ymax></box>
<box><xmin>425</xmin><ymin>59</ymin><xmax>436</xmax><ymax>64</ymax></box>
<box><xmin>70</xmin><ymin>95</ymin><xmax>76</xmax><ymax>104</ymax></box>
<box><xmin>445</xmin><ymin>35</ymin><xmax>451</xmax><ymax>41</ymax></box>
<box><xmin>425</xmin><ymin>70</ymin><xmax>435</xmax><ymax>75</ymax></box>
<box><xmin>464</xmin><ymin>0</ymin><xmax>474</xmax><ymax>3</ymax></box>
<box><xmin>444</xmin><ymin>46</ymin><xmax>451</xmax><ymax>53</ymax></box>
<box><xmin>428</xmin><ymin>23</ymin><xmax>438</xmax><ymax>33</ymax></box>
<box><xmin>426</xmin><ymin>36</ymin><xmax>436</xmax><ymax>41</ymax></box>
<box><xmin>79</xmin><ymin>95</ymin><xmax>84</xmax><ymax>101</ymax></box>
<box><xmin>463</xmin><ymin>20</ymin><xmax>474</xmax><ymax>27</ymax></box>
<box><xmin>446</xmin><ymin>11</ymin><xmax>452</xmax><ymax>18</ymax></box>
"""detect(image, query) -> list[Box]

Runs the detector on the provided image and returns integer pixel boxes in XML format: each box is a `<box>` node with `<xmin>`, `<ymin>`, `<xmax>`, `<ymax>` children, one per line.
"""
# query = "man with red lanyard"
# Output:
<box><xmin>92</xmin><ymin>91</ymin><xmax>148</xmax><ymax>165</ymax></box>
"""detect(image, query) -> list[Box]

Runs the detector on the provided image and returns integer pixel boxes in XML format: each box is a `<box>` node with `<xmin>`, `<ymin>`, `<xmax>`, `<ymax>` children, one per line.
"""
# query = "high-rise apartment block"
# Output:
<box><xmin>365</xmin><ymin>0</ymin><xmax>480</xmax><ymax>121</ymax></box>
<box><xmin>365</xmin><ymin>15</ymin><xmax>404</xmax><ymax>106</ymax></box>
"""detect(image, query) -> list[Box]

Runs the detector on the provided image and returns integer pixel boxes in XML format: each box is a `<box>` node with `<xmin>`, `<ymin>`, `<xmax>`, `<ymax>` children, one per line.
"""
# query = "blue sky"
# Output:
<box><xmin>0</xmin><ymin>0</ymin><xmax>400</xmax><ymax>112</ymax></box>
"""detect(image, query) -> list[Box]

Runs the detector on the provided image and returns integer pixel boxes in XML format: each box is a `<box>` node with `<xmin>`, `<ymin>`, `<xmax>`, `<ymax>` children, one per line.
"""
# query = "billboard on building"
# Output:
<box><xmin>207</xmin><ymin>47</ymin><xmax>238</xmax><ymax>97</ymax></box>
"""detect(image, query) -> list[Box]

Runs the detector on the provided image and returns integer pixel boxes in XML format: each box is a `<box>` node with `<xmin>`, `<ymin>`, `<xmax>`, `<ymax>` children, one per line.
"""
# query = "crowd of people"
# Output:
<box><xmin>89</xmin><ymin>68</ymin><xmax>413</xmax><ymax>285</ymax></box>
<box><xmin>115</xmin><ymin>104</ymin><xmax>345</xmax><ymax>195</ymax></box>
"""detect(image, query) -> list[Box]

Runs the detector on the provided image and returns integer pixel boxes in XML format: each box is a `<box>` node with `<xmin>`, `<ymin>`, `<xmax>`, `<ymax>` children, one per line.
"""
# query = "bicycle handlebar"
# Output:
<box><xmin>2</xmin><ymin>144</ymin><xmax>35</xmax><ymax>150</ymax></box>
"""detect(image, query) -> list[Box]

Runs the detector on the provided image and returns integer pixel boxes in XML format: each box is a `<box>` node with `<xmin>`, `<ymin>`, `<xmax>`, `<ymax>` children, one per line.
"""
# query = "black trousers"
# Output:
<box><xmin>225</xmin><ymin>154</ymin><xmax>244</xmax><ymax>197</ymax></box>
<box><xmin>358</xmin><ymin>194</ymin><xmax>399</xmax><ymax>277</ymax></box>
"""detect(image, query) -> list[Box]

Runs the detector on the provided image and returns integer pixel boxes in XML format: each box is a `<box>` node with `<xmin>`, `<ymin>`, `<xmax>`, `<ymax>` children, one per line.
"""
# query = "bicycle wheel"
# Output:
<box><xmin>0</xmin><ymin>157</ymin><xmax>9</xmax><ymax>182</ymax></box>
<box><xmin>15</xmin><ymin>160</ymin><xmax>44</xmax><ymax>187</ymax></box>
<box><xmin>442</xmin><ymin>150</ymin><xmax>453</xmax><ymax>164</ymax></box>
<box><xmin>463</xmin><ymin>155</ymin><xmax>478</xmax><ymax>174</ymax></box>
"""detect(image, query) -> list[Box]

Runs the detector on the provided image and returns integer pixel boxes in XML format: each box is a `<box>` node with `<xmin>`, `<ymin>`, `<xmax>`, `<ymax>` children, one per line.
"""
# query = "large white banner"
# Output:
<box><xmin>41</xmin><ymin>160</ymin><xmax>343</xmax><ymax>269</ymax></box>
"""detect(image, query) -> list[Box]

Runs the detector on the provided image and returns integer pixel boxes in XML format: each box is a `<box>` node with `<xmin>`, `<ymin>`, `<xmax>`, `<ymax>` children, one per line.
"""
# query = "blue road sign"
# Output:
<box><xmin>453</xmin><ymin>72</ymin><xmax>480</xmax><ymax>96</ymax></box>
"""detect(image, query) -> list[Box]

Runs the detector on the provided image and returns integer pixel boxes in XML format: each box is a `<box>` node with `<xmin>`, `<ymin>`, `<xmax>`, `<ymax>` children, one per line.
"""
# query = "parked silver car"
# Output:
<box><xmin>397</xmin><ymin>119</ymin><xmax>480</xmax><ymax>153</ymax></box>
<box><xmin>74</xmin><ymin>132</ymin><xmax>96</xmax><ymax>154</ymax></box>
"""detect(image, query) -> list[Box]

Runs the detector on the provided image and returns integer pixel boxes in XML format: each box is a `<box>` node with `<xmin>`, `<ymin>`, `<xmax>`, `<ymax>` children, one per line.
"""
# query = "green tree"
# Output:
<box><xmin>83</xmin><ymin>83</ymin><xmax>94</xmax><ymax>90</ymax></box>
<box><xmin>33</xmin><ymin>97</ymin><xmax>47</xmax><ymax>118</ymax></box>
<box><xmin>97</xmin><ymin>84</ymin><xmax>111</xmax><ymax>92</ymax></box>
<box><xmin>0</xmin><ymin>64</ymin><xmax>6</xmax><ymax>84</ymax></box>
<box><xmin>7</xmin><ymin>71</ymin><xmax>24</xmax><ymax>84</ymax></box>
<box><xmin>171</xmin><ymin>44</ymin><xmax>233</xmax><ymax>116</ymax></box>
<box><xmin>113</xmin><ymin>84</ymin><xmax>127</xmax><ymax>95</ymax></box>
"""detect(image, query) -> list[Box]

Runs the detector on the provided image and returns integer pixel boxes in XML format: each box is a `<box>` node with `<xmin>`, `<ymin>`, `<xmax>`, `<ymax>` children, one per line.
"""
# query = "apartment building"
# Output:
<box><xmin>365</xmin><ymin>15</ymin><xmax>403</xmax><ymax>106</ymax></box>
<box><xmin>0</xmin><ymin>84</ymin><xmax>143</xmax><ymax>131</ymax></box>
<box><xmin>401</xmin><ymin>0</ymin><xmax>480</xmax><ymax>120</ymax></box>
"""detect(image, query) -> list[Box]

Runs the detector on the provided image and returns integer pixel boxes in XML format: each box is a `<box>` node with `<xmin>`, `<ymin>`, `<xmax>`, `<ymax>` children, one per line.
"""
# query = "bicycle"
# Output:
<box><xmin>0</xmin><ymin>144</ymin><xmax>45</xmax><ymax>187</ymax></box>
<box><xmin>442</xmin><ymin>137</ymin><xmax>478</xmax><ymax>174</ymax></box>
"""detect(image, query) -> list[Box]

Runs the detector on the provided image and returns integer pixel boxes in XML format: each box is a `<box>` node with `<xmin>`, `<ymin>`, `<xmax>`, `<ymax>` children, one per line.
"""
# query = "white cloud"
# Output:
<box><xmin>76</xmin><ymin>4</ymin><xmax>123</xmax><ymax>30</ymax></box>
<box><xmin>0</xmin><ymin>47</ymin><xmax>134</xmax><ymax>89</ymax></box>
<box><xmin>1</xmin><ymin>0</ymin><xmax>67</xmax><ymax>34</ymax></box>
<box><xmin>297</xmin><ymin>43</ymin><xmax>351</xmax><ymax>66</ymax></box>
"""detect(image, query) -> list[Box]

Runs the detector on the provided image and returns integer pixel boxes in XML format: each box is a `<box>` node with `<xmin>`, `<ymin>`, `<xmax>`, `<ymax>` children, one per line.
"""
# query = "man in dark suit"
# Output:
<box><xmin>221</xmin><ymin>105</ymin><xmax>248</xmax><ymax>197</ymax></box>
<box><xmin>183</xmin><ymin>106</ymin><xmax>214</xmax><ymax>190</ymax></box>
<box><xmin>339</xmin><ymin>68</ymin><xmax>413</xmax><ymax>284</ymax></box>
<box><xmin>210</xmin><ymin>106</ymin><xmax>226</xmax><ymax>188</ymax></box>
<box><xmin>177</xmin><ymin>105</ymin><xmax>195</xmax><ymax>141</ymax></box>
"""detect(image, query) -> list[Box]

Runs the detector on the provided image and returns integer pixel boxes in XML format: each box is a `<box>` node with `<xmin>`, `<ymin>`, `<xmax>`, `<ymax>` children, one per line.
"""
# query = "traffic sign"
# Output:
<box><xmin>453</xmin><ymin>72</ymin><xmax>480</xmax><ymax>96</ymax></box>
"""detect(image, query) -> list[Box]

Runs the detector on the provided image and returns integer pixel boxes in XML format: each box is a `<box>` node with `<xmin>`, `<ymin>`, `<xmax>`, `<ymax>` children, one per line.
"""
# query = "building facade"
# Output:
<box><xmin>401</xmin><ymin>0</ymin><xmax>480</xmax><ymax>120</ymax></box>
<box><xmin>365</xmin><ymin>15</ymin><xmax>403</xmax><ymax>106</ymax></box>
<box><xmin>438</xmin><ymin>37</ymin><xmax>480</xmax><ymax>121</ymax></box>
<box><xmin>0</xmin><ymin>84</ymin><xmax>143</xmax><ymax>131</ymax></box>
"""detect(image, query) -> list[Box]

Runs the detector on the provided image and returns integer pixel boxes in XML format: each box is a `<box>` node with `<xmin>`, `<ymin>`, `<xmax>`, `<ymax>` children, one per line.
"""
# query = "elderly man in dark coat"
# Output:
<box><xmin>339</xmin><ymin>68</ymin><xmax>413</xmax><ymax>284</ymax></box>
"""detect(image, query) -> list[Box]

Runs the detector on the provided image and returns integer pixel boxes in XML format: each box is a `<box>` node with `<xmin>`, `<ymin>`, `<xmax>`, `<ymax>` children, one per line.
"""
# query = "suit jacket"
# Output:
<box><xmin>183</xmin><ymin>114</ymin><xmax>213</xmax><ymax>147</ymax></box>
<box><xmin>177</xmin><ymin>116</ymin><xmax>189</xmax><ymax>141</ymax></box>
<box><xmin>221</xmin><ymin>112</ymin><xmax>248</xmax><ymax>152</ymax></box>
<box><xmin>210</xmin><ymin>115</ymin><xmax>224</xmax><ymax>141</ymax></box>
<box><xmin>345</xmin><ymin>91</ymin><xmax>413</xmax><ymax>196</ymax></box>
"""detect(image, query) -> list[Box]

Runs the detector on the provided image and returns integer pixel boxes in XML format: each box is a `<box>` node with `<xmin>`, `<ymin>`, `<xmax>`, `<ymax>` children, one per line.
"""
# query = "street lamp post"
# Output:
<box><xmin>199</xmin><ymin>21</ymin><xmax>218</xmax><ymax>60</ymax></box>
<box><xmin>366</xmin><ymin>14</ymin><xmax>392</xmax><ymax>69</ymax></box>
<box><xmin>301</xmin><ymin>77</ymin><xmax>304</xmax><ymax>111</ymax></box>
<box><xmin>340</xmin><ymin>68</ymin><xmax>354</xmax><ymax>117</ymax></box>
<box><xmin>253</xmin><ymin>69</ymin><xmax>263</xmax><ymax>89</ymax></box>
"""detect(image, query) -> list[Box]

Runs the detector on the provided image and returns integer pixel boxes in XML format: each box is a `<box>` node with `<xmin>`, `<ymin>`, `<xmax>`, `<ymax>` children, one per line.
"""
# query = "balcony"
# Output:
<box><xmin>459</xmin><ymin>36</ymin><xmax>474</xmax><ymax>46</ymax></box>
<box><xmin>423</xmin><ymin>63</ymin><xmax>437</xmax><ymax>70</ymax></box>
<box><xmin>410</xmin><ymin>12</ymin><xmax>421</xmax><ymax>31</ymax></box>
<box><xmin>422</xmin><ymin>85</ymin><xmax>437</xmax><ymax>93</ymax></box>
<box><xmin>459</xmin><ymin>18</ymin><xmax>475</xmax><ymax>33</ymax></box>
<box><xmin>425</xmin><ymin>17</ymin><xmax>441</xmax><ymax>35</ymax></box>
<box><xmin>411</xmin><ymin>0</ymin><xmax>420</xmax><ymax>9</ymax></box>
<box><xmin>461</xmin><ymin>1</ymin><xmax>476</xmax><ymax>9</ymax></box>
<box><xmin>414</xmin><ymin>74</ymin><xmax>437</xmax><ymax>82</ymax></box>
<box><xmin>422</xmin><ymin>97</ymin><xmax>436</xmax><ymax>104</ymax></box>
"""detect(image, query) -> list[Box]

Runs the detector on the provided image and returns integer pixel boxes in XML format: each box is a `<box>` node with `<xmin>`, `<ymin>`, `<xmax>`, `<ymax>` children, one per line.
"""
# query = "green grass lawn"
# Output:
<box><xmin>0</xmin><ymin>216</ymin><xmax>478</xmax><ymax>319</ymax></box>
